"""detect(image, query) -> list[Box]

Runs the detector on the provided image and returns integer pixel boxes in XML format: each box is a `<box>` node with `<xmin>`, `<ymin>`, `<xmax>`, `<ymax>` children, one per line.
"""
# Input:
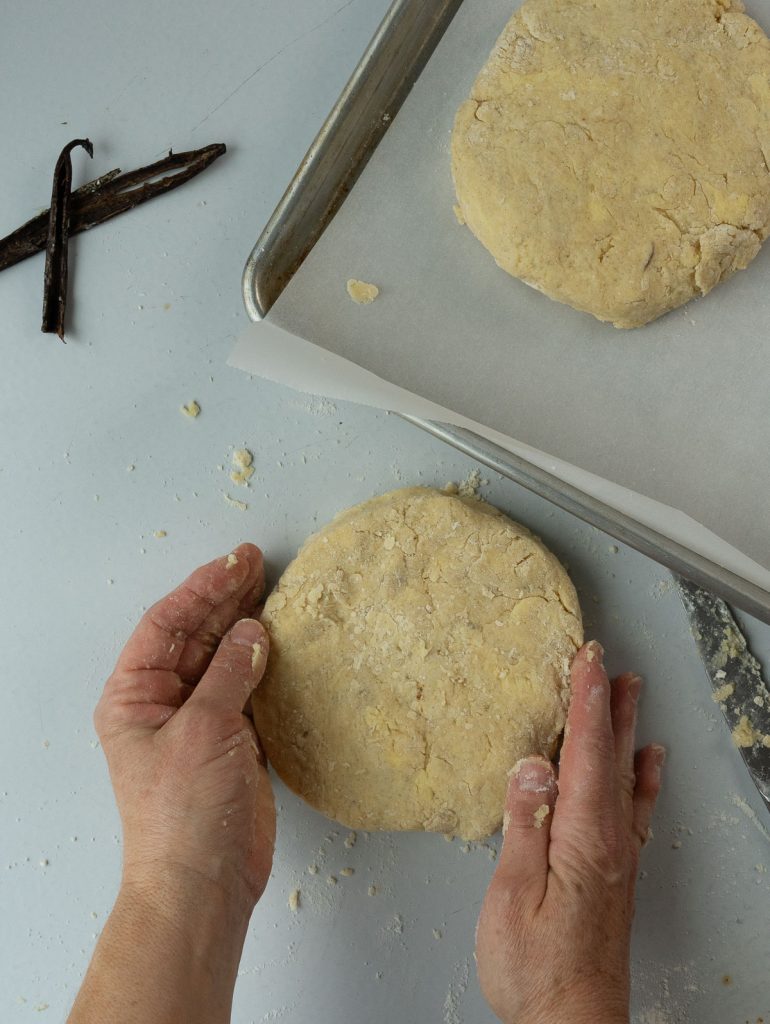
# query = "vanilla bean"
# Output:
<box><xmin>0</xmin><ymin>169</ymin><xmax>122</xmax><ymax>271</ymax></box>
<box><xmin>0</xmin><ymin>144</ymin><xmax>226</xmax><ymax>275</ymax></box>
<box><xmin>42</xmin><ymin>139</ymin><xmax>93</xmax><ymax>340</ymax></box>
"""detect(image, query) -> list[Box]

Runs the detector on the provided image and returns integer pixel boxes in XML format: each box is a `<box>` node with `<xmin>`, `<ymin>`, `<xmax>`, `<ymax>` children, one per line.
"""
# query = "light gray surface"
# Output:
<box><xmin>270</xmin><ymin>0</ymin><xmax>770</xmax><ymax>572</ymax></box>
<box><xmin>0</xmin><ymin>1</ymin><xmax>769</xmax><ymax>1023</ymax></box>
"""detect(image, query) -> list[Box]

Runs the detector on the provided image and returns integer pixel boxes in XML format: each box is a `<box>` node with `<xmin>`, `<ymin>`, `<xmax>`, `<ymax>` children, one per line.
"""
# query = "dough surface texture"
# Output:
<box><xmin>252</xmin><ymin>487</ymin><xmax>582</xmax><ymax>840</ymax></box>
<box><xmin>451</xmin><ymin>0</ymin><xmax>770</xmax><ymax>328</ymax></box>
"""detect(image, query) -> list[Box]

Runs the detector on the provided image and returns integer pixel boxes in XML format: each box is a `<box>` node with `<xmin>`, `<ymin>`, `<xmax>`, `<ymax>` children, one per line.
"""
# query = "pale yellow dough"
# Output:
<box><xmin>451</xmin><ymin>0</ymin><xmax>770</xmax><ymax>328</ymax></box>
<box><xmin>252</xmin><ymin>487</ymin><xmax>582</xmax><ymax>840</ymax></box>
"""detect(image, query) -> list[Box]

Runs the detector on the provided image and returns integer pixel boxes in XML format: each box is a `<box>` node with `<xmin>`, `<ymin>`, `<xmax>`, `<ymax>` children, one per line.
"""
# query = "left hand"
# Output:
<box><xmin>94</xmin><ymin>543</ymin><xmax>275</xmax><ymax>910</ymax></box>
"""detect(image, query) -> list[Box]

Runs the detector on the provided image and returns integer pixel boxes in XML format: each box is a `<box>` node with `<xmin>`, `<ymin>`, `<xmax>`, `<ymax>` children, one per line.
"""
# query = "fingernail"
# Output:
<box><xmin>230</xmin><ymin>618</ymin><xmax>263</xmax><ymax>647</ymax></box>
<box><xmin>510</xmin><ymin>756</ymin><xmax>556</xmax><ymax>794</ymax></box>
<box><xmin>628</xmin><ymin>675</ymin><xmax>642</xmax><ymax>701</ymax></box>
<box><xmin>652</xmin><ymin>743</ymin><xmax>667</xmax><ymax>767</ymax></box>
<box><xmin>585</xmin><ymin>640</ymin><xmax>604</xmax><ymax>666</ymax></box>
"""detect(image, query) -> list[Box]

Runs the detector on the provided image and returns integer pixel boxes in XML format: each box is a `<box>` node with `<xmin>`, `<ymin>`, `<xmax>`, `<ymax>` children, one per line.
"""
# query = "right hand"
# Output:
<box><xmin>476</xmin><ymin>641</ymin><xmax>665</xmax><ymax>1024</ymax></box>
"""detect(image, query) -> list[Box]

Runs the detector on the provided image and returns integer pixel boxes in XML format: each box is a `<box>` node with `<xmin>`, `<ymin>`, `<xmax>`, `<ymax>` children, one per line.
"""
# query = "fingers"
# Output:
<box><xmin>494</xmin><ymin>757</ymin><xmax>558</xmax><ymax>907</ymax></box>
<box><xmin>173</xmin><ymin>561</ymin><xmax>265</xmax><ymax>684</ymax></box>
<box><xmin>95</xmin><ymin>669</ymin><xmax>196</xmax><ymax>739</ymax></box>
<box><xmin>115</xmin><ymin>544</ymin><xmax>264</xmax><ymax>675</ymax></box>
<box><xmin>631</xmin><ymin>744</ymin><xmax>665</xmax><ymax>847</ymax></box>
<box><xmin>187</xmin><ymin>618</ymin><xmax>269</xmax><ymax>716</ymax></box>
<box><xmin>556</xmin><ymin>641</ymin><xmax>615</xmax><ymax>816</ymax></box>
<box><xmin>610</xmin><ymin>672</ymin><xmax>642</xmax><ymax>784</ymax></box>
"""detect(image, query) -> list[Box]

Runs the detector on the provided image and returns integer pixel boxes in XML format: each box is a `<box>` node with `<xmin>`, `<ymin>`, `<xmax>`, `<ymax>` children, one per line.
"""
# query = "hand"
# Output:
<box><xmin>94</xmin><ymin>542</ymin><xmax>275</xmax><ymax>909</ymax></box>
<box><xmin>476</xmin><ymin>641</ymin><xmax>665</xmax><ymax>1024</ymax></box>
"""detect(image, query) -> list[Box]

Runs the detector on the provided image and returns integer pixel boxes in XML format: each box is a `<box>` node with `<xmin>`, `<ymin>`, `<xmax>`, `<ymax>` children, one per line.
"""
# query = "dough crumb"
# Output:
<box><xmin>288</xmin><ymin>889</ymin><xmax>300</xmax><ymax>912</ymax></box>
<box><xmin>225</xmin><ymin>553</ymin><xmax>239</xmax><ymax>569</ymax></box>
<box><xmin>712</xmin><ymin>682</ymin><xmax>734</xmax><ymax>703</ymax></box>
<box><xmin>344</xmin><ymin>831</ymin><xmax>357</xmax><ymax>848</ymax></box>
<box><xmin>307</xmin><ymin>864</ymin><xmax>319</xmax><ymax>875</ymax></box>
<box><xmin>230</xmin><ymin>448</ymin><xmax>255</xmax><ymax>486</ymax></box>
<box><xmin>733</xmin><ymin>715</ymin><xmax>762</xmax><ymax>748</ymax></box>
<box><xmin>458</xmin><ymin>469</ymin><xmax>482</xmax><ymax>498</ymax></box>
<box><xmin>339</xmin><ymin>867</ymin><xmax>354</xmax><ymax>877</ymax></box>
<box><xmin>326</xmin><ymin>875</ymin><xmax>338</xmax><ymax>886</ymax></box>
<box><xmin>230</xmin><ymin>468</ymin><xmax>254</xmax><ymax>485</ymax></box>
<box><xmin>181</xmin><ymin>400</ymin><xmax>200</xmax><ymax>418</ymax></box>
<box><xmin>433</xmin><ymin>928</ymin><xmax>443</xmax><ymax>940</ymax></box>
<box><xmin>223</xmin><ymin>493</ymin><xmax>248</xmax><ymax>512</ymax></box>
<box><xmin>252</xmin><ymin>643</ymin><xmax>266</xmax><ymax>672</ymax></box>
<box><xmin>233</xmin><ymin>448</ymin><xmax>253</xmax><ymax>469</ymax></box>
<box><xmin>153</xmin><ymin>530</ymin><xmax>167</xmax><ymax>539</ymax></box>
<box><xmin>367</xmin><ymin>885</ymin><xmax>377</xmax><ymax>896</ymax></box>
<box><xmin>533</xmin><ymin>804</ymin><xmax>550</xmax><ymax>829</ymax></box>
<box><xmin>346</xmin><ymin>279</ymin><xmax>380</xmax><ymax>304</ymax></box>
<box><xmin>671</xmin><ymin>840</ymin><xmax>682</xmax><ymax>850</ymax></box>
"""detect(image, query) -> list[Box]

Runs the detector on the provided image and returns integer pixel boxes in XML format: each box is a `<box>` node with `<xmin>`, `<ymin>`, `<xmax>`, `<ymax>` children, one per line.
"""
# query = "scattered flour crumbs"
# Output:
<box><xmin>295</xmin><ymin>397</ymin><xmax>337</xmax><ymax>417</ymax></box>
<box><xmin>443</xmin><ymin>959</ymin><xmax>470</xmax><ymax>1024</ymax></box>
<box><xmin>631</xmin><ymin>959</ymin><xmax>702</xmax><ymax>1024</ymax></box>
<box><xmin>443</xmin><ymin>469</ymin><xmax>488</xmax><ymax>499</ymax></box>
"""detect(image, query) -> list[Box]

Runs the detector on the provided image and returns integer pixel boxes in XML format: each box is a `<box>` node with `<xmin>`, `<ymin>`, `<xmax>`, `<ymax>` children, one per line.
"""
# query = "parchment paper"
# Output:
<box><xmin>232</xmin><ymin>0</ymin><xmax>770</xmax><ymax>583</ymax></box>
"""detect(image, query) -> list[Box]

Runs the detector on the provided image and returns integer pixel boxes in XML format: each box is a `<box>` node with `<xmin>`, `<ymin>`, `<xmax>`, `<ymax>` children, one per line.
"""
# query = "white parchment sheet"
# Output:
<box><xmin>231</xmin><ymin>0</ymin><xmax>770</xmax><ymax>587</ymax></box>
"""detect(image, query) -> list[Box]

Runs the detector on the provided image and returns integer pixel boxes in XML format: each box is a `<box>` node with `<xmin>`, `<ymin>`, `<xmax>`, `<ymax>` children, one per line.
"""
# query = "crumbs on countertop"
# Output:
<box><xmin>181</xmin><ymin>400</ymin><xmax>201</xmax><ymax>418</ymax></box>
<box><xmin>443</xmin><ymin>468</ymin><xmax>488</xmax><ymax>499</ymax></box>
<box><xmin>223</xmin><ymin>493</ymin><xmax>248</xmax><ymax>512</ymax></box>
<box><xmin>230</xmin><ymin>448</ymin><xmax>254</xmax><ymax>486</ymax></box>
<box><xmin>346</xmin><ymin>279</ymin><xmax>380</xmax><ymax>305</ymax></box>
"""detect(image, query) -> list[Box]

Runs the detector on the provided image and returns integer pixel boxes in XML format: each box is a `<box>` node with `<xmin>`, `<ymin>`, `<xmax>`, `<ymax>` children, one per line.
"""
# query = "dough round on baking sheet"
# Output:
<box><xmin>252</xmin><ymin>487</ymin><xmax>582</xmax><ymax>840</ymax></box>
<box><xmin>451</xmin><ymin>0</ymin><xmax>770</xmax><ymax>328</ymax></box>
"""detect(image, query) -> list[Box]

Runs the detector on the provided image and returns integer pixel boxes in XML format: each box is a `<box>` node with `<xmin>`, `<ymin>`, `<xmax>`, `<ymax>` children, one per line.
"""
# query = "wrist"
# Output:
<box><xmin>68</xmin><ymin>868</ymin><xmax>252</xmax><ymax>1024</ymax></box>
<box><xmin>116</xmin><ymin>865</ymin><xmax>253</xmax><ymax>967</ymax></box>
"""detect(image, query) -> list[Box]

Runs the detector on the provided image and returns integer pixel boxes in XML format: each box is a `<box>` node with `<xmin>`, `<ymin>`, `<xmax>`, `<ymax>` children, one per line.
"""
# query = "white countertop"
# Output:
<box><xmin>1</xmin><ymin>1</ymin><xmax>769</xmax><ymax>1021</ymax></box>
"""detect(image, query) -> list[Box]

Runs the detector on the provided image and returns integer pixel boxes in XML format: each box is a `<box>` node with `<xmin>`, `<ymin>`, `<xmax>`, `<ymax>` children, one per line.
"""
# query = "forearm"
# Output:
<box><xmin>67</xmin><ymin>874</ymin><xmax>252</xmax><ymax>1024</ymax></box>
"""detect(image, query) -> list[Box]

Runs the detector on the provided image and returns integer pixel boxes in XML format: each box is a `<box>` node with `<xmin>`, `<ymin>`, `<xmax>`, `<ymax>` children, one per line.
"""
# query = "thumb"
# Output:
<box><xmin>494</xmin><ymin>756</ymin><xmax>557</xmax><ymax>907</ymax></box>
<box><xmin>188</xmin><ymin>618</ymin><xmax>269</xmax><ymax>715</ymax></box>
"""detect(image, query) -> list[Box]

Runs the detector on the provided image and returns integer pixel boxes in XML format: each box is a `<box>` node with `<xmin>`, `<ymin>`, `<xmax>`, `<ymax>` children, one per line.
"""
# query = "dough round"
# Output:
<box><xmin>252</xmin><ymin>487</ymin><xmax>582</xmax><ymax>840</ymax></box>
<box><xmin>451</xmin><ymin>0</ymin><xmax>770</xmax><ymax>328</ymax></box>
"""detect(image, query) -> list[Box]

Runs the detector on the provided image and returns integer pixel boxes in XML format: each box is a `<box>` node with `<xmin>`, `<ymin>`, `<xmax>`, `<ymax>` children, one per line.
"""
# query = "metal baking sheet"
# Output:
<box><xmin>237</xmin><ymin>0</ymin><xmax>770</xmax><ymax>606</ymax></box>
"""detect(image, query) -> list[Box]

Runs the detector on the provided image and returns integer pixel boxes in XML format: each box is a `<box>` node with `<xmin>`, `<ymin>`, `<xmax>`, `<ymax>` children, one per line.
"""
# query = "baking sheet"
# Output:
<box><xmin>234</xmin><ymin>0</ymin><xmax>770</xmax><ymax>575</ymax></box>
<box><xmin>231</xmin><ymin>321</ymin><xmax>770</xmax><ymax>593</ymax></box>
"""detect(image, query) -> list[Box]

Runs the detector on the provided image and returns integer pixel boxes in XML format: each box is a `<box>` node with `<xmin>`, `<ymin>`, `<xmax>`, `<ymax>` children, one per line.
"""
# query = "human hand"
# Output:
<box><xmin>476</xmin><ymin>641</ymin><xmax>664</xmax><ymax>1024</ymax></box>
<box><xmin>94</xmin><ymin>543</ymin><xmax>275</xmax><ymax>911</ymax></box>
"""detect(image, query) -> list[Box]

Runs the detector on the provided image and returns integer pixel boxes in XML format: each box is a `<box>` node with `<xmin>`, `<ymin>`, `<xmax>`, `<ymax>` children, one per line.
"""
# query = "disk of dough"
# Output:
<box><xmin>252</xmin><ymin>487</ymin><xmax>583</xmax><ymax>840</ymax></box>
<box><xmin>451</xmin><ymin>0</ymin><xmax>770</xmax><ymax>328</ymax></box>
